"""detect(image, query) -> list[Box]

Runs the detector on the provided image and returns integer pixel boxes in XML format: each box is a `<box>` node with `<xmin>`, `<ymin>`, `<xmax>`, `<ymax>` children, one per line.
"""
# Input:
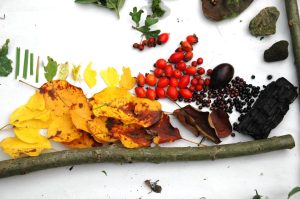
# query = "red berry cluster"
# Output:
<box><xmin>135</xmin><ymin>34</ymin><xmax>213</xmax><ymax>100</ymax></box>
<box><xmin>132</xmin><ymin>33</ymin><xmax>169</xmax><ymax>51</ymax></box>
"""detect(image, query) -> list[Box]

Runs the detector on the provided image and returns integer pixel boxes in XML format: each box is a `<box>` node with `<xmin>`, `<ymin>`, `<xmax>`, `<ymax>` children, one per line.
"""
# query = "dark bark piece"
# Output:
<box><xmin>173</xmin><ymin>105</ymin><xmax>221</xmax><ymax>144</ymax></box>
<box><xmin>249</xmin><ymin>7</ymin><xmax>280</xmax><ymax>36</ymax></box>
<box><xmin>236</xmin><ymin>77</ymin><xmax>298</xmax><ymax>139</ymax></box>
<box><xmin>264</xmin><ymin>40</ymin><xmax>289</xmax><ymax>62</ymax></box>
<box><xmin>0</xmin><ymin>135</ymin><xmax>295</xmax><ymax>178</ymax></box>
<box><xmin>209</xmin><ymin>110</ymin><xmax>232</xmax><ymax>138</ymax></box>
<box><xmin>201</xmin><ymin>0</ymin><xmax>253</xmax><ymax>21</ymax></box>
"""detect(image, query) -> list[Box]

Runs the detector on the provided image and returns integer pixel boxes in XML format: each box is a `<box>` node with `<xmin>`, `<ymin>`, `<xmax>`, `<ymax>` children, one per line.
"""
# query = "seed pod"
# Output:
<box><xmin>210</xmin><ymin>63</ymin><xmax>234</xmax><ymax>89</ymax></box>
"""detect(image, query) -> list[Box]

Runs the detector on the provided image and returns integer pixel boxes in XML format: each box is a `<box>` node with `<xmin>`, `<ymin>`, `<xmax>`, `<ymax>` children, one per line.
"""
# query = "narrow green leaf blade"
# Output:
<box><xmin>288</xmin><ymin>187</ymin><xmax>300</xmax><ymax>199</ymax></box>
<box><xmin>74</xmin><ymin>0</ymin><xmax>98</xmax><ymax>4</ymax></box>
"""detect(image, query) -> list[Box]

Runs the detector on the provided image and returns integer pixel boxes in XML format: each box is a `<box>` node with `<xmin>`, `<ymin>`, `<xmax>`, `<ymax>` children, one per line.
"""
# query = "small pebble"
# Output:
<box><xmin>251</xmin><ymin>75</ymin><xmax>255</xmax><ymax>79</ymax></box>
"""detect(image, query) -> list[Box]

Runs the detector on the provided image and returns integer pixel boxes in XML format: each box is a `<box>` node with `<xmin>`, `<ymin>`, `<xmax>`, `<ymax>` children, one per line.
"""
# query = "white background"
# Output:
<box><xmin>0</xmin><ymin>0</ymin><xmax>299</xmax><ymax>198</ymax></box>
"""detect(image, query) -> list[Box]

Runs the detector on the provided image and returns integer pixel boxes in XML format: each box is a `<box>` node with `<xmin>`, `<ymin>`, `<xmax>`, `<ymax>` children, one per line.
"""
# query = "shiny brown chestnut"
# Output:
<box><xmin>210</xmin><ymin>63</ymin><xmax>234</xmax><ymax>89</ymax></box>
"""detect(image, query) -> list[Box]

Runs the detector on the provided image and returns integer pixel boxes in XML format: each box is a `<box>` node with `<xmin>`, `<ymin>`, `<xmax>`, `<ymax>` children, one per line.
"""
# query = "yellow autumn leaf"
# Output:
<box><xmin>100</xmin><ymin>67</ymin><xmax>119</xmax><ymax>87</ymax></box>
<box><xmin>72</xmin><ymin>64</ymin><xmax>81</xmax><ymax>81</ymax></box>
<box><xmin>14</xmin><ymin>128</ymin><xmax>45</xmax><ymax>144</ymax></box>
<box><xmin>0</xmin><ymin>137</ymin><xmax>51</xmax><ymax>159</ymax></box>
<box><xmin>58</xmin><ymin>62</ymin><xmax>69</xmax><ymax>80</ymax></box>
<box><xmin>84</xmin><ymin>62</ymin><xmax>97</xmax><ymax>88</ymax></box>
<box><xmin>119</xmin><ymin>67</ymin><xmax>136</xmax><ymax>90</ymax></box>
<box><xmin>26</xmin><ymin>91</ymin><xmax>45</xmax><ymax>111</ymax></box>
<box><xmin>13</xmin><ymin>119</ymin><xmax>50</xmax><ymax>129</ymax></box>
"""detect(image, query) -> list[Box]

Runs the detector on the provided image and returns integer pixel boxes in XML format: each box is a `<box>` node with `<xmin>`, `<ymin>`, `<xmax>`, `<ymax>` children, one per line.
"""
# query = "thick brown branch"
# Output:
<box><xmin>0</xmin><ymin>134</ymin><xmax>295</xmax><ymax>178</ymax></box>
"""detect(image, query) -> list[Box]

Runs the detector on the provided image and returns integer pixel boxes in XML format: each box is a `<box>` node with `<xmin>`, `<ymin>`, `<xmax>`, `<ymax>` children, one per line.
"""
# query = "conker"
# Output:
<box><xmin>210</xmin><ymin>63</ymin><xmax>234</xmax><ymax>89</ymax></box>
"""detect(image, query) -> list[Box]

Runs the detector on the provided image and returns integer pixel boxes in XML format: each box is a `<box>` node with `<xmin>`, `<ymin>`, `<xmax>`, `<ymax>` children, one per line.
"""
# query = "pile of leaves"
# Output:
<box><xmin>0</xmin><ymin>67</ymin><xmax>182</xmax><ymax>159</ymax></box>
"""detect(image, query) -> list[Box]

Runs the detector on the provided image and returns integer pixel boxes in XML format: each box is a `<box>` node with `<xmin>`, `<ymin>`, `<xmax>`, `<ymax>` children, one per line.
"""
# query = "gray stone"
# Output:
<box><xmin>249</xmin><ymin>7</ymin><xmax>280</xmax><ymax>36</ymax></box>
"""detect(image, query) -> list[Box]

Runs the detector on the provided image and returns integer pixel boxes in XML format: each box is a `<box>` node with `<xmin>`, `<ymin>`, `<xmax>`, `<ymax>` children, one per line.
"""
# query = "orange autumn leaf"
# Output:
<box><xmin>40</xmin><ymin>80</ymin><xmax>88</xmax><ymax>117</ymax></box>
<box><xmin>48</xmin><ymin>114</ymin><xmax>82</xmax><ymax>143</ymax></box>
<box><xmin>149</xmin><ymin>113</ymin><xmax>181</xmax><ymax>144</ymax></box>
<box><xmin>87</xmin><ymin>116</ymin><xmax>117</xmax><ymax>143</ymax></box>
<box><xmin>69</xmin><ymin>102</ymin><xmax>93</xmax><ymax>133</ymax></box>
<box><xmin>62</xmin><ymin>132</ymin><xmax>98</xmax><ymax>149</ymax></box>
<box><xmin>108</xmin><ymin>118</ymin><xmax>152</xmax><ymax>148</ymax></box>
<box><xmin>90</xmin><ymin>87</ymin><xmax>162</xmax><ymax>127</ymax></box>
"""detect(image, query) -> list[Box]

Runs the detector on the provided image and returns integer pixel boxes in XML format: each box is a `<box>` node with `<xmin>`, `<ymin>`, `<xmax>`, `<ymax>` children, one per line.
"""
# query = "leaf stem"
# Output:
<box><xmin>0</xmin><ymin>14</ymin><xmax>5</xmax><ymax>20</ymax></box>
<box><xmin>0</xmin><ymin>124</ymin><xmax>12</xmax><ymax>132</ymax></box>
<box><xmin>18</xmin><ymin>80</ymin><xmax>39</xmax><ymax>90</ymax></box>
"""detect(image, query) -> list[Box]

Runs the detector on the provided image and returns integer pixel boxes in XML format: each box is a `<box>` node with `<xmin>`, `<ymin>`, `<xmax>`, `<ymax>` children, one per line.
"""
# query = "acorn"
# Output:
<box><xmin>210</xmin><ymin>63</ymin><xmax>234</xmax><ymax>89</ymax></box>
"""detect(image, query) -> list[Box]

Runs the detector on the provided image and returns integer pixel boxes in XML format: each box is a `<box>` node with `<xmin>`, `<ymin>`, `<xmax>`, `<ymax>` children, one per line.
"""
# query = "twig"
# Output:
<box><xmin>0</xmin><ymin>14</ymin><xmax>5</xmax><ymax>20</ymax></box>
<box><xmin>0</xmin><ymin>124</ymin><xmax>11</xmax><ymax>132</ymax></box>
<box><xmin>19</xmin><ymin>80</ymin><xmax>38</xmax><ymax>90</ymax></box>
<box><xmin>0</xmin><ymin>134</ymin><xmax>295</xmax><ymax>178</ymax></box>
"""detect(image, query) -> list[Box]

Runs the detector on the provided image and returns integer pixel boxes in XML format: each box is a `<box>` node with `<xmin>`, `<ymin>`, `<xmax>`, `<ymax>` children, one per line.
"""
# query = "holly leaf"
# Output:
<box><xmin>0</xmin><ymin>39</ymin><xmax>13</xmax><ymax>77</ymax></box>
<box><xmin>130</xmin><ymin>7</ymin><xmax>144</xmax><ymax>27</ymax></box>
<box><xmin>288</xmin><ymin>187</ymin><xmax>300</xmax><ymax>199</ymax></box>
<box><xmin>144</xmin><ymin>30</ymin><xmax>161</xmax><ymax>39</ymax></box>
<box><xmin>44</xmin><ymin>56</ymin><xmax>58</xmax><ymax>82</ymax></box>
<box><xmin>145</xmin><ymin>15</ymin><xmax>159</xmax><ymax>27</ymax></box>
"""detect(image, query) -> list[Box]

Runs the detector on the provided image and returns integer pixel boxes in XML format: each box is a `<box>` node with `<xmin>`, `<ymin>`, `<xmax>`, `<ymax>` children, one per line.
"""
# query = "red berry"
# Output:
<box><xmin>178</xmin><ymin>75</ymin><xmax>190</xmax><ymax>89</ymax></box>
<box><xmin>145</xmin><ymin>74</ymin><xmax>156</xmax><ymax>86</ymax></box>
<box><xmin>169</xmin><ymin>77</ymin><xmax>179</xmax><ymax>87</ymax></box>
<box><xmin>135</xmin><ymin>87</ymin><xmax>146</xmax><ymax>98</ymax></box>
<box><xmin>197</xmin><ymin>57</ymin><xmax>203</xmax><ymax>65</ymax></box>
<box><xmin>172</xmin><ymin>69</ymin><xmax>182</xmax><ymax>79</ymax></box>
<box><xmin>179</xmin><ymin>88</ymin><xmax>193</xmax><ymax>99</ymax></box>
<box><xmin>185</xmin><ymin>66</ymin><xmax>197</xmax><ymax>75</ymax></box>
<box><xmin>180</xmin><ymin>41</ymin><xmax>193</xmax><ymax>52</ymax></box>
<box><xmin>186</xmin><ymin>34</ymin><xmax>198</xmax><ymax>45</ymax></box>
<box><xmin>167</xmin><ymin>86</ymin><xmax>178</xmax><ymax>100</ymax></box>
<box><xmin>198</xmin><ymin>79</ymin><xmax>204</xmax><ymax>85</ymax></box>
<box><xmin>146</xmin><ymin>88</ymin><xmax>156</xmax><ymax>100</ymax></box>
<box><xmin>175</xmin><ymin>47</ymin><xmax>183</xmax><ymax>52</ymax></box>
<box><xmin>155</xmin><ymin>58</ymin><xmax>167</xmax><ymax>69</ymax></box>
<box><xmin>157</xmin><ymin>77</ymin><xmax>169</xmax><ymax>88</ymax></box>
<box><xmin>204</xmin><ymin>78</ymin><xmax>211</xmax><ymax>86</ymax></box>
<box><xmin>154</xmin><ymin>68</ymin><xmax>164</xmax><ymax>78</ymax></box>
<box><xmin>157</xmin><ymin>33</ymin><xmax>169</xmax><ymax>44</ymax></box>
<box><xmin>207</xmin><ymin>69</ymin><xmax>213</xmax><ymax>76</ymax></box>
<box><xmin>195</xmin><ymin>84</ymin><xmax>203</xmax><ymax>91</ymax></box>
<box><xmin>142</xmin><ymin>40</ymin><xmax>148</xmax><ymax>46</ymax></box>
<box><xmin>176</xmin><ymin>61</ymin><xmax>186</xmax><ymax>71</ymax></box>
<box><xmin>194</xmin><ymin>74</ymin><xmax>201</xmax><ymax>80</ymax></box>
<box><xmin>155</xmin><ymin>87</ymin><xmax>166</xmax><ymax>98</ymax></box>
<box><xmin>191</xmin><ymin>78</ymin><xmax>198</xmax><ymax>86</ymax></box>
<box><xmin>136</xmin><ymin>73</ymin><xmax>145</xmax><ymax>86</ymax></box>
<box><xmin>189</xmin><ymin>85</ymin><xmax>195</xmax><ymax>92</ymax></box>
<box><xmin>164</xmin><ymin>65</ymin><xmax>174</xmax><ymax>77</ymax></box>
<box><xmin>169</xmin><ymin>52</ymin><xmax>184</xmax><ymax>64</ymax></box>
<box><xmin>191</xmin><ymin>61</ymin><xmax>198</xmax><ymax>67</ymax></box>
<box><xmin>133</xmin><ymin>43</ymin><xmax>139</xmax><ymax>48</ymax></box>
<box><xmin>138</xmin><ymin>44</ymin><xmax>144</xmax><ymax>51</ymax></box>
<box><xmin>197</xmin><ymin>67</ymin><xmax>205</xmax><ymax>75</ymax></box>
<box><xmin>183</xmin><ymin>51</ymin><xmax>193</xmax><ymax>62</ymax></box>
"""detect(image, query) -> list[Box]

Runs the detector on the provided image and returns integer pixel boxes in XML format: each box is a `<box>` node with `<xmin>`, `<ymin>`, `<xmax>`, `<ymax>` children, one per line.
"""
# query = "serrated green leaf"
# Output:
<box><xmin>44</xmin><ymin>56</ymin><xmax>58</xmax><ymax>82</ymax></box>
<box><xmin>106</xmin><ymin>0</ymin><xmax>125</xmax><ymax>18</ymax></box>
<box><xmin>145</xmin><ymin>15</ymin><xmax>159</xmax><ymax>27</ymax></box>
<box><xmin>75</xmin><ymin>0</ymin><xmax>98</xmax><ymax>4</ymax></box>
<box><xmin>130</xmin><ymin>7</ymin><xmax>143</xmax><ymax>27</ymax></box>
<box><xmin>144</xmin><ymin>29</ymin><xmax>160</xmax><ymax>39</ymax></box>
<box><xmin>0</xmin><ymin>39</ymin><xmax>13</xmax><ymax>77</ymax></box>
<box><xmin>137</xmin><ymin>26</ymin><xmax>151</xmax><ymax>33</ymax></box>
<box><xmin>288</xmin><ymin>187</ymin><xmax>300</xmax><ymax>199</ymax></box>
<box><xmin>151</xmin><ymin>0</ymin><xmax>165</xmax><ymax>18</ymax></box>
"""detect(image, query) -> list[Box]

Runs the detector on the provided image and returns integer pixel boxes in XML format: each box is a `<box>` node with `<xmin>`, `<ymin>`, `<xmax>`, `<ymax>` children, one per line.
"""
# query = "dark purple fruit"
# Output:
<box><xmin>210</xmin><ymin>63</ymin><xmax>234</xmax><ymax>89</ymax></box>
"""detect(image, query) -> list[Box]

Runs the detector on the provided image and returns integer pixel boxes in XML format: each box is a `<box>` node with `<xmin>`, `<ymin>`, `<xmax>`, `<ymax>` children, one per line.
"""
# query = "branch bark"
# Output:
<box><xmin>285</xmin><ymin>0</ymin><xmax>300</xmax><ymax>89</ymax></box>
<box><xmin>0</xmin><ymin>134</ymin><xmax>295</xmax><ymax>178</ymax></box>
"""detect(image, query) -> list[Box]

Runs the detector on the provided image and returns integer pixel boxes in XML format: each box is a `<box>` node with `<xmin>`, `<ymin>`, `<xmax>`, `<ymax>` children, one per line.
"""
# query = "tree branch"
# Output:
<box><xmin>0</xmin><ymin>134</ymin><xmax>295</xmax><ymax>178</ymax></box>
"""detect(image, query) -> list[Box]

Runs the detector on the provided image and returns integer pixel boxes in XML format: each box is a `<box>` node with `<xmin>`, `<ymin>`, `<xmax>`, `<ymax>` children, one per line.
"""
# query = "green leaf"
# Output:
<box><xmin>74</xmin><ymin>0</ymin><xmax>98</xmax><ymax>4</ymax></box>
<box><xmin>151</xmin><ymin>0</ymin><xmax>165</xmax><ymax>18</ymax></box>
<box><xmin>137</xmin><ymin>26</ymin><xmax>150</xmax><ymax>33</ymax></box>
<box><xmin>288</xmin><ymin>187</ymin><xmax>300</xmax><ymax>199</ymax></box>
<box><xmin>252</xmin><ymin>190</ymin><xmax>262</xmax><ymax>199</ymax></box>
<box><xmin>144</xmin><ymin>29</ymin><xmax>161</xmax><ymax>39</ymax></box>
<box><xmin>44</xmin><ymin>56</ymin><xmax>58</xmax><ymax>82</ymax></box>
<box><xmin>145</xmin><ymin>15</ymin><xmax>159</xmax><ymax>27</ymax></box>
<box><xmin>130</xmin><ymin>7</ymin><xmax>144</xmax><ymax>27</ymax></box>
<box><xmin>0</xmin><ymin>39</ymin><xmax>13</xmax><ymax>77</ymax></box>
<box><xmin>106</xmin><ymin>0</ymin><xmax>125</xmax><ymax>18</ymax></box>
